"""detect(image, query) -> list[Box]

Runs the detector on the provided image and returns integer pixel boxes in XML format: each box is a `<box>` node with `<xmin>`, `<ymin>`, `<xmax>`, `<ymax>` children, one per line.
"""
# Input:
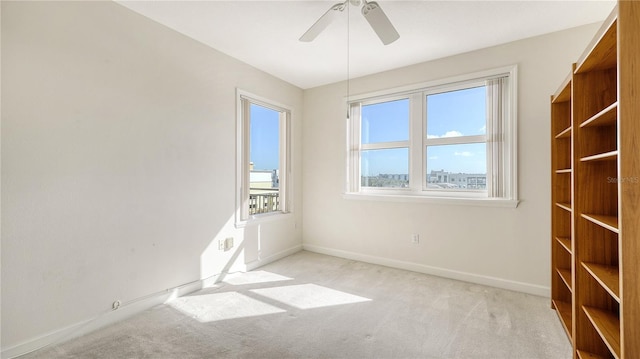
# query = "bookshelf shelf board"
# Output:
<box><xmin>556</xmin><ymin>237</ymin><xmax>572</xmax><ymax>254</ymax></box>
<box><xmin>557</xmin><ymin>268</ymin><xmax>572</xmax><ymax>292</ymax></box>
<box><xmin>553</xmin><ymin>300</ymin><xmax>573</xmax><ymax>337</ymax></box>
<box><xmin>580</xmin><ymin>102</ymin><xmax>618</xmax><ymax>128</ymax></box>
<box><xmin>580</xmin><ymin>151</ymin><xmax>618</xmax><ymax>162</ymax></box>
<box><xmin>582</xmin><ymin>306</ymin><xmax>621</xmax><ymax>359</ymax></box>
<box><xmin>581</xmin><ymin>214</ymin><xmax>619</xmax><ymax>233</ymax></box>
<box><xmin>556</xmin><ymin>126</ymin><xmax>572</xmax><ymax>139</ymax></box>
<box><xmin>582</xmin><ymin>262</ymin><xmax>620</xmax><ymax>302</ymax></box>
<box><xmin>577</xmin><ymin>350</ymin><xmax>610</xmax><ymax>359</ymax></box>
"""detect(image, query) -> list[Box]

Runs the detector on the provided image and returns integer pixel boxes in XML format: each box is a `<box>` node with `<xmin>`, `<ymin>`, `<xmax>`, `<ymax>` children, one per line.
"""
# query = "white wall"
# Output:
<box><xmin>0</xmin><ymin>0</ymin><xmax>606</xmax><ymax>352</ymax></box>
<box><xmin>1</xmin><ymin>1</ymin><xmax>302</xmax><ymax>351</ymax></box>
<box><xmin>302</xmin><ymin>23</ymin><xmax>601</xmax><ymax>295</ymax></box>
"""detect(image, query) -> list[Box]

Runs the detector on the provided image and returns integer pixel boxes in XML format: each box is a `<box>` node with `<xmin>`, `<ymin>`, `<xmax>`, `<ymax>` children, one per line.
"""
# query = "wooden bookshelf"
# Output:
<box><xmin>550</xmin><ymin>3</ymin><xmax>639</xmax><ymax>357</ymax></box>
<box><xmin>617</xmin><ymin>1</ymin><xmax>640</xmax><ymax>356</ymax></box>
<box><xmin>550</xmin><ymin>60</ymin><xmax>573</xmax><ymax>347</ymax></box>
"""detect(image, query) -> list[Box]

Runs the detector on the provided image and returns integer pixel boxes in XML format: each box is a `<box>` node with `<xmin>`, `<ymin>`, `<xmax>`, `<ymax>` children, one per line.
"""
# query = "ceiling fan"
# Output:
<box><xmin>299</xmin><ymin>0</ymin><xmax>400</xmax><ymax>45</ymax></box>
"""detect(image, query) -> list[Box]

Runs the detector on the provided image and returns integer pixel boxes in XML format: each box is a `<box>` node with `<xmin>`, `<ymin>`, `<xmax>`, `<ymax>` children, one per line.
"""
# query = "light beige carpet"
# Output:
<box><xmin>20</xmin><ymin>251</ymin><xmax>571</xmax><ymax>358</ymax></box>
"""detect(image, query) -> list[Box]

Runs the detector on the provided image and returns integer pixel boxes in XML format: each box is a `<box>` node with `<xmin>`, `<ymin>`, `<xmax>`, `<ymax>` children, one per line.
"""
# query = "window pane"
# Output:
<box><xmin>426</xmin><ymin>86</ymin><xmax>486</xmax><ymax>139</ymax></box>
<box><xmin>361</xmin><ymin>148</ymin><xmax>409</xmax><ymax>188</ymax></box>
<box><xmin>250</xmin><ymin>104</ymin><xmax>280</xmax><ymax>214</ymax></box>
<box><xmin>426</xmin><ymin>143</ymin><xmax>486</xmax><ymax>190</ymax></box>
<box><xmin>361</xmin><ymin>99</ymin><xmax>409</xmax><ymax>144</ymax></box>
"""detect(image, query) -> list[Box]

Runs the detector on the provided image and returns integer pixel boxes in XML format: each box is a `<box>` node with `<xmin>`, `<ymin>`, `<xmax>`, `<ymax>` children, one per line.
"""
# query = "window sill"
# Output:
<box><xmin>235</xmin><ymin>212</ymin><xmax>293</xmax><ymax>228</ymax></box>
<box><xmin>343</xmin><ymin>192</ymin><xmax>519</xmax><ymax>208</ymax></box>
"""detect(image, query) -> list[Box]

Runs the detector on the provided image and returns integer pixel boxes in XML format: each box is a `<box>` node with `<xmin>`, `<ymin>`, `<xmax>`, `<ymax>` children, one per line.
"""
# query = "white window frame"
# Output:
<box><xmin>236</xmin><ymin>89</ymin><xmax>292</xmax><ymax>227</ymax></box>
<box><xmin>345</xmin><ymin>66</ymin><xmax>518</xmax><ymax>207</ymax></box>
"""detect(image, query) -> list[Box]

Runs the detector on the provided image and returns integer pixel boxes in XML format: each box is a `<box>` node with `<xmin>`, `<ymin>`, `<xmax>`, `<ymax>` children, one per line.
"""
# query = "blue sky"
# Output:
<box><xmin>250</xmin><ymin>104</ymin><xmax>280</xmax><ymax>171</ymax></box>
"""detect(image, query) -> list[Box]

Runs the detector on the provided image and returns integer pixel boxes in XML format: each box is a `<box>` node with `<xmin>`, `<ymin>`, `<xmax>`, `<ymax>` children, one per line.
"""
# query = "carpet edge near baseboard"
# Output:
<box><xmin>302</xmin><ymin>244</ymin><xmax>550</xmax><ymax>297</ymax></box>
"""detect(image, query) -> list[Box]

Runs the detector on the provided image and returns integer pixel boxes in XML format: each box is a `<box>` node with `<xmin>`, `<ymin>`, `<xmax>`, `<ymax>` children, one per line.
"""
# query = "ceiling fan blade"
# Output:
<box><xmin>361</xmin><ymin>1</ymin><xmax>399</xmax><ymax>45</ymax></box>
<box><xmin>299</xmin><ymin>2</ymin><xmax>346</xmax><ymax>42</ymax></box>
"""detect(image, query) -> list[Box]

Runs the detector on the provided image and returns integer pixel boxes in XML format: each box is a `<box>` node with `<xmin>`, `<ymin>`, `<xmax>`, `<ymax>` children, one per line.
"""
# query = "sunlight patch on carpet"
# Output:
<box><xmin>250</xmin><ymin>284</ymin><xmax>371</xmax><ymax>310</ymax></box>
<box><xmin>169</xmin><ymin>292</ymin><xmax>285</xmax><ymax>322</ymax></box>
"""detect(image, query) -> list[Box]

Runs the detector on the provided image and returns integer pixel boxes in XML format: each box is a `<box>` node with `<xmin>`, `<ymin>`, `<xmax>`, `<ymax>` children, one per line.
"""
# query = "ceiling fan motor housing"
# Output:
<box><xmin>300</xmin><ymin>0</ymin><xmax>399</xmax><ymax>45</ymax></box>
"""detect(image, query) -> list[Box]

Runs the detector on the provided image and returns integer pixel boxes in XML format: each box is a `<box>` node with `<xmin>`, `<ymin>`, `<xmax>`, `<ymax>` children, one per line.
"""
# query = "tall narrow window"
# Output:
<box><xmin>238</xmin><ymin>91</ymin><xmax>290</xmax><ymax>222</ymax></box>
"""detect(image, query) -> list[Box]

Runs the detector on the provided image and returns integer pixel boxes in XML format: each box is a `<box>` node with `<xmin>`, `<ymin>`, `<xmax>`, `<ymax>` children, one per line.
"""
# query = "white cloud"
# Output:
<box><xmin>427</xmin><ymin>130</ymin><xmax>463</xmax><ymax>139</ymax></box>
<box><xmin>479</xmin><ymin>125</ymin><xmax>486</xmax><ymax>133</ymax></box>
<box><xmin>454</xmin><ymin>151</ymin><xmax>474</xmax><ymax>157</ymax></box>
<box><xmin>428</xmin><ymin>156</ymin><xmax>438</xmax><ymax>160</ymax></box>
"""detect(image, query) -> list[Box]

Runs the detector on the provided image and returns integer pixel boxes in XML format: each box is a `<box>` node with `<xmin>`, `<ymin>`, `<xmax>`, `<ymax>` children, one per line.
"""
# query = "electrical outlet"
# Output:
<box><xmin>224</xmin><ymin>237</ymin><xmax>234</xmax><ymax>251</ymax></box>
<box><xmin>218</xmin><ymin>237</ymin><xmax>234</xmax><ymax>251</ymax></box>
<box><xmin>411</xmin><ymin>234</ymin><xmax>420</xmax><ymax>244</ymax></box>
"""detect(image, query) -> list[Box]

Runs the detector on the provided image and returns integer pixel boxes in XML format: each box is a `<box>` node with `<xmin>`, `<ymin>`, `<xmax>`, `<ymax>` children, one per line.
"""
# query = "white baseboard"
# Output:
<box><xmin>303</xmin><ymin>244</ymin><xmax>550</xmax><ymax>297</ymax></box>
<box><xmin>1</xmin><ymin>277</ymin><xmax>209</xmax><ymax>359</ymax></box>
<box><xmin>245</xmin><ymin>244</ymin><xmax>303</xmax><ymax>271</ymax></box>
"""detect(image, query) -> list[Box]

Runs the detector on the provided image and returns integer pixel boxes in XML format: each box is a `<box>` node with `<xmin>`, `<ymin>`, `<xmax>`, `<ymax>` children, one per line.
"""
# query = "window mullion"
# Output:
<box><xmin>361</xmin><ymin>141</ymin><xmax>409</xmax><ymax>150</ymax></box>
<box><xmin>409</xmin><ymin>93</ymin><xmax>423</xmax><ymax>192</ymax></box>
<box><xmin>424</xmin><ymin>135</ymin><xmax>487</xmax><ymax>146</ymax></box>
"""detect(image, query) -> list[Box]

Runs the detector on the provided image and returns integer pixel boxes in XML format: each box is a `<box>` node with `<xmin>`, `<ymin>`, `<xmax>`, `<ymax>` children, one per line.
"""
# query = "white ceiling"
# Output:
<box><xmin>116</xmin><ymin>0</ymin><xmax>616</xmax><ymax>89</ymax></box>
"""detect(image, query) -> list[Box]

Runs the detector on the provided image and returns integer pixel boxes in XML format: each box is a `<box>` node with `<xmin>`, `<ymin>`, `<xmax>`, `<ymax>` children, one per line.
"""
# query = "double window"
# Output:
<box><xmin>237</xmin><ymin>90</ymin><xmax>291</xmax><ymax>223</ymax></box>
<box><xmin>347</xmin><ymin>66</ymin><xmax>517</xmax><ymax>205</ymax></box>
